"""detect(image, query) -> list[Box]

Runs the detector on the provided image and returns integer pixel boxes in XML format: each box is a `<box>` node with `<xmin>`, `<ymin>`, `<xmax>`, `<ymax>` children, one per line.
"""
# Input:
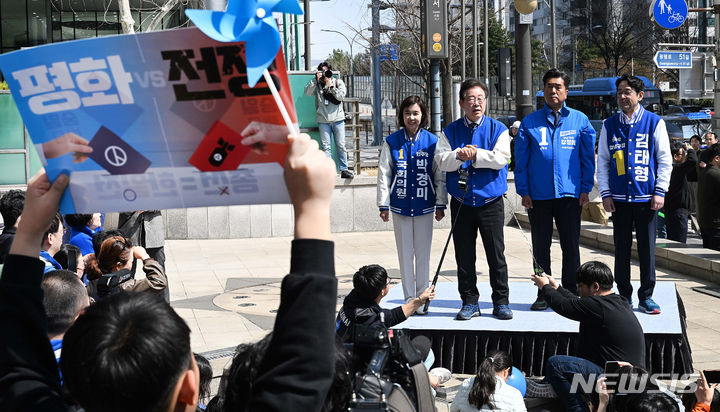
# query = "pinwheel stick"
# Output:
<box><xmin>262</xmin><ymin>69</ymin><xmax>299</xmax><ymax>137</ymax></box>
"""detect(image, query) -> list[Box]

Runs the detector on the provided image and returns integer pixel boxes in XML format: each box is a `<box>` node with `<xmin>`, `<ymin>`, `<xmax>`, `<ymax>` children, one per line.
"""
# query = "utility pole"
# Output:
<box><xmin>461</xmin><ymin>0</ymin><xmax>466</xmax><ymax>79</ymax></box>
<box><xmin>473</xmin><ymin>0</ymin><xmax>478</xmax><ymax>78</ymax></box>
<box><xmin>550</xmin><ymin>0</ymin><xmax>557</xmax><ymax>68</ymax></box>
<box><xmin>484</xmin><ymin>0</ymin><xmax>489</xmax><ymax>89</ymax></box>
<box><xmin>431</xmin><ymin>62</ymin><xmax>441</xmax><ymax>134</ymax></box>
<box><xmin>371</xmin><ymin>0</ymin><xmax>383</xmax><ymax>145</ymax></box>
<box><xmin>304</xmin><ymin>0</ymin><xmax>311</xmax><ymax>70</ymax></box>
<box><xmin>515</xmin><ymin>9</ymin><xmax>533</xmax><ymax>120</ymax></box>
<box><xmin>715</xmin><ymin>4</ymin><xmax>720</xmax><ymax>135</ymax></box>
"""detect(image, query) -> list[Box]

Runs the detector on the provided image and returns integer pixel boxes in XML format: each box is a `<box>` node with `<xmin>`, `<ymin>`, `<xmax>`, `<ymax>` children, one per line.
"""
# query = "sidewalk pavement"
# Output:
<box><xmin>163</xmin><ymin>224</ymin><xmax>720</xmax><ymax>383</ymax></box>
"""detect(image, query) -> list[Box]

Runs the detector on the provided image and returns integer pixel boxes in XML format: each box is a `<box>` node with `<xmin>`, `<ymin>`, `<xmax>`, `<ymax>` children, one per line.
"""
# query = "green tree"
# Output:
<box><xmin>325</xmin><ymin>49</ymin><xmax>352</xmax><ymax>75</ymax></box>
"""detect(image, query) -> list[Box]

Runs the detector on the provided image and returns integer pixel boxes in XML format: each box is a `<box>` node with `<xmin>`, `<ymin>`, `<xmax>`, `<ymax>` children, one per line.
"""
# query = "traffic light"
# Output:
<box><xmin>514</xmin><ymin>0</ymin><xmax>537</xmax><ymax>14</ymax></box>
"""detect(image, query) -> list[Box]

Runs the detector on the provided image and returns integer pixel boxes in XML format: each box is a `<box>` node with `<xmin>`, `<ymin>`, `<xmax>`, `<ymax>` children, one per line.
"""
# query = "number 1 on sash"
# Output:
<box><xmin>613</xmin><ymin>150</ymin><xmax>625</xmax><ymax>176</ymax></box>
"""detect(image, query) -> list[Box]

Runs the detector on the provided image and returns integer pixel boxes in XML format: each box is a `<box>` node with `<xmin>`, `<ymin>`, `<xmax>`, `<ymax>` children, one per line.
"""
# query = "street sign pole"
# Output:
<box><xmin>714</xmin><ymin>4</ymin><xmax>720</xmax><ymax>134</ymax></box>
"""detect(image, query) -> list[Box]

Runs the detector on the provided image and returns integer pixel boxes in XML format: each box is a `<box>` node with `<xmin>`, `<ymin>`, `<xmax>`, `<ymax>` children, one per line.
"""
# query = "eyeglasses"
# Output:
<box><xmin>464</xmin><ymin>96</ymin><xmax>486</xmax><ymax>104</ymax></box>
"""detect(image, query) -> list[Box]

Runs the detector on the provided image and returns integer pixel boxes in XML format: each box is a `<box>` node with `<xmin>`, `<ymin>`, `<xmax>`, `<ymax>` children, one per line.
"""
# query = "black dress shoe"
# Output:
<box><xmin>530</xmin><ymin>297</ymin><xmax>548</xmax><ymax>311</ymax></box>
<box><xmin>340</xmin><ymin>170</ymin><xmax>354</xmax><ymax>179</ymax></box>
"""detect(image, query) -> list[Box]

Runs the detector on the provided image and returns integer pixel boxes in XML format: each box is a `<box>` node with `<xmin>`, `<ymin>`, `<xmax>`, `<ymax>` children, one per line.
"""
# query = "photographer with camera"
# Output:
<box><xmin>336</xmin><ymin>264</ymin><xmax>439</xmax><ymax>411</ymax></box>
<box><xmin>304</xmin><ymin>62</ymin><xmax>353</xmax><ymax>179</ymax></box>
<box><xmin>530</xmin><ymin>261</ymin><xmax>645</xmax><ymax>412</ymax></box>
<box><xmin>434</xmin><ymin>79</ymin><xmax>512</xmax><ymax>321</ymax></box>
<box><xmin>336</xmin><ymin>264</ymin><xmax>435</xmax><ymax>343</ymax></box>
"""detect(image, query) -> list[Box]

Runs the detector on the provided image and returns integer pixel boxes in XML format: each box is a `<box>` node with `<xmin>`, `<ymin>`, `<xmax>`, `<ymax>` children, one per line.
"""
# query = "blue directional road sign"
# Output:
<box><xmin>687</xmin><ymin>112</ymin><xmax>711</xmax><ymax>120</ymax></box>
<box><xmin>653</xmin><ymin>51</ymin><xmax>692</xmax><ymax>69</ymax></box>
<box><xmin>378</xmin><ymin>44</ymin><xmax>399</xmax><ymax>62</ymax></box>
<box><xmin>651</xmin><ymin>0</ymin><xmax>688</xmax><ymax>30</ymax></box>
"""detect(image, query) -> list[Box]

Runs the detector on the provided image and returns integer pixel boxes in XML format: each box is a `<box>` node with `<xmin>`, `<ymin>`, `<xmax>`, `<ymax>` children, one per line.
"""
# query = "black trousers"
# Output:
<box><xmin>664</xmin><ymin>208</ymin><xmax>688</xmax><ymax>243</ymax></box>
<box><xmin>528</xmin><ymin>197</ymin><xmax>581</xmax><ymax>295</ymax></box>
<box><xmin>613</xmin><ymin>201</ymin><xmax>656</xmax><ymax>301</ymax></box>
<box><xmin>450</xmin><ymin>197</ymin><xmax>509</xmax><ymax>306</ymax></box>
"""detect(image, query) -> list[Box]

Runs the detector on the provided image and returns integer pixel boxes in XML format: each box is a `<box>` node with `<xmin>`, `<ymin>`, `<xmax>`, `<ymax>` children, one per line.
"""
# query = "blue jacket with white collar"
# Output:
<box><xmin>597</xmin><ymin>106</ymin><xmax>672</xmax><ymax>202</ymax></box>
<box><xmin>438</xmin><ymin>116</ymin><xmax>509</xmax><ymax>206</ymax></box>
<box><xmin>376</xmin><ymin>128</ymin><xmax>447</xmax><ymax>217</ymax></box>
<box><xmin>514</xmin><ymin>104</ymin><xmax>596</xmax><ymax>200</ymax></box>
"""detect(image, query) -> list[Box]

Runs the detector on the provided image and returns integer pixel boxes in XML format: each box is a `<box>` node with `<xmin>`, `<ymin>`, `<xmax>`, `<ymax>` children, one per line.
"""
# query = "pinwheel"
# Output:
<box><xmin>186</xmin><ymin>0</ymin><xmax>302</xmax><ymax>135</ymax></box>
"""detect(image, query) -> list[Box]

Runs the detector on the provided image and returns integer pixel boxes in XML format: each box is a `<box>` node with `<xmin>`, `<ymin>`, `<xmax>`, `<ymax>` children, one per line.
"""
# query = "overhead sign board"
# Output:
<box><xmin>650</xmin><ymin>0</ymin><xmax>688</xmax><ymax>30</ymax></box>
<box><xmin>421</xmin><ymin>0</ymin><xmax>448</xmax><ymax>59</ymax></box>
<box><xmin>654</xmin><ymin>51</ymin><xmax>692</xmax><ymax>69</ymax></box>
<box><xmin>378</xmin><ymin>44</ymin><xmax>399</xmax><ymax>61</ymax></box>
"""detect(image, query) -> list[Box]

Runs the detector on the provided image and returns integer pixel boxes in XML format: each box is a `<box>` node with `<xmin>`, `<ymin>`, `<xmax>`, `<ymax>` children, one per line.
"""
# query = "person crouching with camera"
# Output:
<box><xmin>304</xmin><ymin>61</ymin><xmax>353</xmax><ymax>179</ymax></box>
<box><xmin>336</xmin><ymin>264</ymin><xmax>435</xmax><ymax>343</ymax></box>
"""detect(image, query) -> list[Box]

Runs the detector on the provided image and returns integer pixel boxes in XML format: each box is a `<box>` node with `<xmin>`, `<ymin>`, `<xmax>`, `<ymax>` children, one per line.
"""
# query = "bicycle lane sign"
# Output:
<box><xmin>651</xmin><ymin>0</ymin><xmax>688</xmax><ymax>30</ymax></box>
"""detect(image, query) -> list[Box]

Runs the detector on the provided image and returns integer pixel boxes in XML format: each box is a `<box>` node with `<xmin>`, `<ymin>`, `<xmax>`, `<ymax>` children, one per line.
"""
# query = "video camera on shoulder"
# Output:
<box><xmin>348</xmin><ymin>308</ymin><xmax>427</xmax><ymax>411</ymax></box>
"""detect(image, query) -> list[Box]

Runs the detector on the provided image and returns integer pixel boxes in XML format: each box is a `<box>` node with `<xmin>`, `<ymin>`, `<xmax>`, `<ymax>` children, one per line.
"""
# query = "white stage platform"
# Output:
<box><xmin>380</xmin><ymin>281</ymin><xmax>681</xmax><ymax>334</ymax></box>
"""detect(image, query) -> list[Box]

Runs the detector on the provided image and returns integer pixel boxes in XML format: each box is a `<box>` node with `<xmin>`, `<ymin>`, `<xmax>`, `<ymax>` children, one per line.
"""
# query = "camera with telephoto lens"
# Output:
<box><xmin>347</xmin><ymin>309</ymin><xmax>425</xmax><ymax>411</ymax></box>
<box><xmin>457</xmin><ymin>168</ymin><xmax>470</xmax><ymax>192</ymax></box>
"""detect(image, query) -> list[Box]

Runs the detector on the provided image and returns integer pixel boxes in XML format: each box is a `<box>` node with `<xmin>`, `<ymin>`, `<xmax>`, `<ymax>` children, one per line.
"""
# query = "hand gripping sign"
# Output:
<box><xmin>0</xmin><ymin>26</ymin><xmax>298</xmax><ymax>213</ymax></box>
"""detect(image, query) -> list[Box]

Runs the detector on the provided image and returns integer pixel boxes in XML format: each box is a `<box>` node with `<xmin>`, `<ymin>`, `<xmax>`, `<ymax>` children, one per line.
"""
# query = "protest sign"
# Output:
<box><xmin>0</xmin><ymin>27</ymin><xmax>296</xmax><ymax>213</ymax></box>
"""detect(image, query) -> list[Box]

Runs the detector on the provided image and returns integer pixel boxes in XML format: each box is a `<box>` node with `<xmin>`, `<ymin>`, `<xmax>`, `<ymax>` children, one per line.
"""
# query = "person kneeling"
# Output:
<box><xmin>336</xmin><ymin>264</ymin><xmax>435</xmax><ymax>342</ymax></box>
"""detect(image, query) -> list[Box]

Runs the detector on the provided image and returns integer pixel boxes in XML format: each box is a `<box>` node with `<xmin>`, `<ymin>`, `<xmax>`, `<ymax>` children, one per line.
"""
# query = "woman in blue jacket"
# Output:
<box><xmin>377</xmin><ymin>95</ymin><xmax>447</xmax><ymax>313</ymax></box>
<box><xmin>64</xmin><ymin>213</ymin><xmax>102</xmax><ymax>256</ymax></box>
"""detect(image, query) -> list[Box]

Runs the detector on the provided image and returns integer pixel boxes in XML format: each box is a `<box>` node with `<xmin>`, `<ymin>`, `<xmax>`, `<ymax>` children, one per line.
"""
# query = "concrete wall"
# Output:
<box><xmin>105</xmin><ymin>173</ymin><xmax>521</xmax><ymax>240</ymax></box>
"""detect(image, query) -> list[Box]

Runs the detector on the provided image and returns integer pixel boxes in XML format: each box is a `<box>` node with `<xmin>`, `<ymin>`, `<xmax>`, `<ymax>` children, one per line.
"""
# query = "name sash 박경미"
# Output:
<box><xmin>0</xmin><ymin>27</ymin><xmax>297</xmax><ymax>213</ymax></box>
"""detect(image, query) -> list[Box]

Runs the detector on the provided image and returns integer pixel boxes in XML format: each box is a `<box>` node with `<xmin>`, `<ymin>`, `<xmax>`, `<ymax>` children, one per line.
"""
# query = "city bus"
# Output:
<box><xmin>534</xmin><ymin>76</ymin><xmax>712</xmax><ymax>140</ymax></box>
<box><xmin>536</xmin><ymin>76</ymin><xmax>664</xmax><ymax>120</ymax></box>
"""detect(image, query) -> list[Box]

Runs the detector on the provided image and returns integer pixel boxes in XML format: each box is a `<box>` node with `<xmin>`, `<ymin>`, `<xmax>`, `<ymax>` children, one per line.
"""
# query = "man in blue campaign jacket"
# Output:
<box><xmin>434</xmin><ymin>79</ymin><xmax>513</xmax><ymax>321</ymax></box>
<box><xmin>514</xmin><ymin>69</ymin><xmax>596</xmax><ymax>310</ymax></box>
<box><xmin>598</xmin><ymin>75</ymin><xmax>672</xmax><ymax>314</ymax></box>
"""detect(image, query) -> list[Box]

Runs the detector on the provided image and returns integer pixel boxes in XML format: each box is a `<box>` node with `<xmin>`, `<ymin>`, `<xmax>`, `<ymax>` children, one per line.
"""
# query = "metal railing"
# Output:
<box><xmin>347</xmin><ymin>75</ymin><xmax>426</xmax><ymax>106</ymax></box>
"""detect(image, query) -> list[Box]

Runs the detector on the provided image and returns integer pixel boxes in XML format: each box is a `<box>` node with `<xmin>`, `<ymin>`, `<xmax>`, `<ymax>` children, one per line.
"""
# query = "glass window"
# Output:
<box><xmin>28</xmin><ymin>136</ymin><xmax>43</xmax><ymax>177</ymax></box>
<box><xmin>0</xmin><ymin>154</ymin><xmax>26</xmax><ymax>185</ymax></box>
<box><xmin>97</xmin><ymin>10</ymin><xmax>120</xmax><ymax>36</ymax></box>
<box><xmin>0</xmin><ymin>93</ymin><xmax>24</xmax><ymax>149</ymax></box>
<box><xmin>51</xmin><ymin>12</ymin><xmax>61</xmax><ymax>42</ymax></box>
<box><xmin>2</xmin><ymin>1</ymin><xmax>27</xmax><ymax>48</ymax></box>
<box><xmin>74</xmin><ymin>12</ymin><xmax>96</xmax><ymax>39</ymax></box>
<box><xmin>28</xmin><ymin>0</ymin><xmax>48</xmax><ymax>46</ymax></box>
<box><xmin>132</xmin><ymin>11</ymin><xmax>141</xmax><ymax>32</ymax></box>
<box><xmin>61</xmin><ymin>12</ymin><xmax>76</xmax><ymax>41</ymax></box>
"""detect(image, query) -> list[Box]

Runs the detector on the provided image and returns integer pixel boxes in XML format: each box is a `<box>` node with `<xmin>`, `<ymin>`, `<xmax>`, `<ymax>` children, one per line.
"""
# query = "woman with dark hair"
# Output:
<box><xmin>451</xmin><ymin>350</ymin><xmax>526</xmax><ymax>411</ymax></box>
<box><xmin>87</xmin><ymin>235</ymin><xmax>167</xmax><ymax>298</ymax></box>
<box><xmin>376</xmin><ymin>95</ymin><xmax>447</xmax><ymax>312</ymax></box>
<box><xmin>64</xmin><ymin>213</ymin><xmax>101</xmax><ymax>256</ymax></box>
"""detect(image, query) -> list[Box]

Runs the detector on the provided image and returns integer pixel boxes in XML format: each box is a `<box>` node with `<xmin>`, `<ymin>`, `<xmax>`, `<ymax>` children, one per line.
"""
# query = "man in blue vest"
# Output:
<box><xmin>597</xmin><ymin>74</ymin><xmax>672</xmax><ymax>314</ymax></box>
<box><xmin>434</xmin><ymin>79</ymin><xmax>512</xmax><ymax>320</ymax></box>
<box><xmin>514</xmin><ymin>68</ymin><xmax>597</xmax><ymax>310</ymax></box>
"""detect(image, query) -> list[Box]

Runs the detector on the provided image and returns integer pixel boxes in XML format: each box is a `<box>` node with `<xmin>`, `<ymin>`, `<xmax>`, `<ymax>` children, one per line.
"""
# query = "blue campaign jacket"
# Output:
<box><xmin>514</xmin><ymin>105</ymin><xmax>596</xmax><ymax>200</ymax></box>
<box><xmin>599</xmin><ymin>107</ymin><xmax>670</xmax><ymax>202</ymax></box>
<box><xmin>69</xmin><ymin>226</ymin><xmax>97</xmax><ymax>256</ymax></box>
<box><xmin>378</xmin><ymin>129</ymin><xmax>444</xmax><ymax>217</ymax></box>
<box><xmin>443</xmin><ymin>116</ymin><xmax>508</xmax><ymax>206</ymax></box>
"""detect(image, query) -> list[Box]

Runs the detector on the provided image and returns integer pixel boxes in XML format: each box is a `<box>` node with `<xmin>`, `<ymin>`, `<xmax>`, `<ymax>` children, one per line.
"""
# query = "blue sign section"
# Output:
<box><xmin>654</xmin><ymin>51</ymin><xmax>692</xmax><ymax>68</ymax></box>
<box><xmin>652</xmin><ymin>0</ymin><xmax>688</xmax><ymax>30</ymax></box>
<box><xmin>379</xmin><ymin>44</ymin><xmax>399</xmax><ymax>61</ymax></box>
<box><xmin>687</xmin><ymin>112</ymin><xmax>711</xmax><ymax>120</ymax></box>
